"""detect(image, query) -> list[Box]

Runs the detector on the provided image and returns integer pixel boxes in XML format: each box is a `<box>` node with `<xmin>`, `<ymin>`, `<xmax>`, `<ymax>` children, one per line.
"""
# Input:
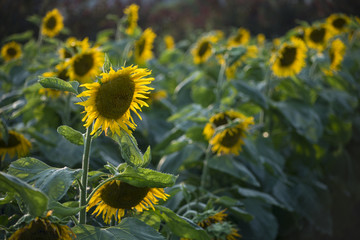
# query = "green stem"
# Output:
<box><xmin>216</xmin><ymin>56</ymin><xmax>227</xmax><ymax>104</ymax></box>
<box><xmin>200</xmin><ymin>144</ymin><xmax>213</xmax><ymax>189</ymax></box>
<box><xmin>79</xmin><ymin>126</ymin><xmax>93</xmax><ymax>224</ymax></box>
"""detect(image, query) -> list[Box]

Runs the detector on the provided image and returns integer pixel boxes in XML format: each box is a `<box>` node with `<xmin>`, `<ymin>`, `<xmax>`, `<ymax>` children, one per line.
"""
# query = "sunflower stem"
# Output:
<box><xmin>200</xmin><ymin>144</ymin><xmax>213</xmax><ymax>189</ymax></box>
<box><xmin>79</xmin><ymin>126</ymin><xmax>93</xmax><ymax>224</ymax></box>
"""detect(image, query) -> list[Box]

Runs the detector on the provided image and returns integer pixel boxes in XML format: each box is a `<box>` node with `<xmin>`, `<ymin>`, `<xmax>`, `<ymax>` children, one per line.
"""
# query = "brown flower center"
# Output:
<box><xmin>100</xmin><ymin>181</ymin><xmax>150</xmax><ymax>209</ymax></box>
<box><xmin>95</xmin><ymin>75</ymin><xmax>135</xmax><ymax>119</ymax></box>
<box><xmin>219</xmin><ymin>130</ymin><xmax>241</xmax><ymax>148</ymax></box>
<box><xmin>45</xmin><ymin>16</ymin><xmax>57</xmax><ymax>30</ymax></box>
<box><xmin>279</xmin><ymin>46</ymin><xmax>297</xmax><ymax>67</ymax></box>
<box><xmin>6</xmin><ymin>47</ymin><xmax>17</xmax><ymax>57</ymax></box>
<box><xmin>73</xmin><ymin>53</ymin><xmax>94</xmax><ymax>76</ymax></box>
<box><xmin>57</xmin><ymin>68</ymin><xmax>69</xmax><ymax>81</ymax></box>
<box><xmin>0</xmin><ymin>133</ymin><xmax>20</xmax><ymax>149</ymax></box>
<box><xmin>9</xmin><ymin>219</ymin><xmax>62</xmax><ymax>240</ymax></box>
<box><xmin>310</xmin><ymin>28</ymin><xmax>326</xmax><ymax>43</ymax></box>
<box><xmin>332</xmin><ymin>18</ymin><xmax>346</xmax><ymax>30</ymax></box>
<box><xmin>198</xmin><ymin>41</ymin><xmax>210</xmax><ymax>57</ymax></box>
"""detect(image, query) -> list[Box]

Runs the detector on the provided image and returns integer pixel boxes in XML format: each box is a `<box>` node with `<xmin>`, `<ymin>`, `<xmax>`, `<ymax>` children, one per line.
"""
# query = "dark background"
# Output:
<box><xmin>1</xmin><ymin>0</ymin><xmax>360</xmax><ymax>42</ymax></box>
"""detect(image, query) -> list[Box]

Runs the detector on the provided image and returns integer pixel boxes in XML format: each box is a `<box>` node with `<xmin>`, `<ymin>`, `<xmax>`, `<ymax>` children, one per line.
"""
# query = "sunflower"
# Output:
<box><xmin>204</xmin><ymin>110</ymin><xmax>254</xmax><ymax>155</ymax></box>
<box><xmin>68</xmin><ymin>47</ymin><xmax>104</xmax><ymax>83</ymax></box>
<box><xmin>124</xmin><ymin>4</ymin><xmax>139</xmax><ymax>35</ymax></box>
<box><xmin>9</xmin><ymin>217</ymin><xmax>75</xmax><ymax>240</ymax></box>
<box><xmin>164</xmin><ymin>35</ymin><xmax>175</xmax><ymax>50</ymax></box>
<box><xmin>326</xmin><ymin>13</ymin><xmax>350</xmax><ymax>34</ymax></box>
<box><xmin>0</xmin><ymin>130</ymin><xmax>31</xmax><ymax>161</ymax></box>
<box><xmin>305</xmin><ymin>24</ymin><xmax>332</xmax><ymax>51</ymax></box>
<box><xmin>134</xmin><ymin>28</ymin><xmax>156</xmax><ymax>65</ymax></box>
<box><xmin>323</xmin><ymin>38</ymin><xmax>346</xmax><ymax>75</ymax></box>
<box><xmin>87</xmin><ymin>179</ymin><xmax>169</xmax><ymax>224</ymax></box>
<box><xmin>257</xmin><ymin>33</ymin><xmax>266</xmax><ymax>46</ymax></box>
<box><xmin>59</xmin><ymin>37</ymin><xmax>90</xmax><ymax>59</ymax></box>
<box><xmin>41</xmin><ymin>8</ymin><xmax>64</xmax><ymax>38</ymax></box>
<box><xmin>191</xmin><ymin>35</ymin><xmax>218</xmax><ymax>64</ymax></box>
<box><xmin>77</xmin><ymin>65</ymin><xmax>154</xmax><ymax>135</ymax></box>
<box><xmin>39</xmin><ymin>62</ymin><xmax>70</xmax><ymax>98</ymax></box>
<box><xmin>227</xmin><ymin>28</ymin><xmax>250</xmax><ymax>48</ymax></box>
<box><xmin>271</xmin><ymin>37</ymin><xmax>307</xmax><ymax>78</ymax></box>
<box><xmin>1</xmin><ymin>41</ymin><xmax>22</xmax><ymax>62</ymax></box>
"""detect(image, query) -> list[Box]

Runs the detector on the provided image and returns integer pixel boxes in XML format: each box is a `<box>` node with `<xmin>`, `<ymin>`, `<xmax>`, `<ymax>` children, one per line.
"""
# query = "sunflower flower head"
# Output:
<box><xmin>1</xmin><ymin>41</ymin><xmax>22</xmax><ymax>62</ymax></box>
<box><xmin>87</xmin><ymin>179</ymin><xmax>169</xmax><ymax>224</ymax></box>
<box><xmin>164</xmin><ymin>35</ymin><xmax>175</xmax><ymax>50</ymax></box>
<box><xmin>305</xmin><ymin>24</ymin><xmax>332</xmax><ymax>51</ymax></box>
<box><xmin>323</xmin><ymin>38</ymin><xmax>346</xmax><ymax>76</ymax></box>
<box><xmin>204</xmin><ymin>110</ymin><xmax>254</xmax><ymax>155</ymax></box>
<box><xmin>9</xmin><ymin>217</ymin><xmax>75</xmax><ymax>240</ymax></box>
<box><xmin>134</xmin><ymin>28</ymin><xmax>156</xmax><ymax>65</ymax></box>
<box><xmin>227</xmin><ymin>28</ymin><xmax>250</xmax><ymax>48</ymax></box>
<box><xmin>257</xmin><ymin>33</ymin><xmax>266</xmax><ymax>46</ymax></box>
<box><xmin>326</xmin><ymin>13</ymin><xmax>350</xmax><ymax>34</ymax></box>
<box><xmin>271</xmin><ymin>37</ymin><xmax>307</xmax><ymax>78</ymax></box>
<box><xmin>77</xmin><ymin>65</ymin><xmax>154</xmax><ymax>135</ymax></box>
<box><xmin>59</xmin><ymin>37</ymin><xmax>90</xmax><ymax>59</ymax></box>
<box><xmin>41</xmin><ymin>8</ymin><xmax>64</xmax><ymax>38</ymax></box>
<box><xmin>0</xmin><ymin>130</ymin><xmax>31</xmax><ymax>161</ymax></box>
<box><xmin>68</xmin><ymin>46</ymin><xmax>104</xmax><ymax>83</ymax></box>
<box><xmin>191</xmin><ymin>35</ymin><xmax>218</xmax><ymax>64</ymax></box>
<box><xmin>124</xmin><ymin>4</ymin><xmax>139</xmax><ymax>35</ymax></box>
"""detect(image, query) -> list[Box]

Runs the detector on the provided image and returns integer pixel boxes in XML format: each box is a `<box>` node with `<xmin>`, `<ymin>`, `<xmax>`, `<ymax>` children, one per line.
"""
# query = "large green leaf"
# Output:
<box><xmin>117</xmin><ymin>165</ymin><xmax>177</xmax><ymax>188</ymax></box>
<box><xmin>236</xmin><ymin>186</ymin><xmax>283</xmax><ymax>208</ymax></box>
<box><xmin>48</xmin><ymin>200</ymin><xmax>83</xmax><ymax>219</ymax></box>
<box><xmin>8</xmin><ymin>157</ymin><xmax>81</xmax><ymax>200</ymax></box>
<box><xmin>0</xmin><ymin>172</ymin><xmax>48</xmax><ymax>217</ymax></box>
<box><xmin>72</xmin><ymin>217</ymin><xmax>165</xmax><ymax>240</ymax></box>
<box><xmin>57</xmin><ymin>125</ymin><xmax>84</xmax><ymax>145</ymax></box>
<box><xmin>233</xmin><ymin>80</ymin><xmax>268</xmax><ymax>109</ymax></box>
<box><xmin>208</xmin><ymin>156</ymin><xmax>260</xmax><ymax>186</ymax></box>
<box><xmin>154</xmin><ymin>206</ymin><xmax>211</xmax><ymax>240</ymax></box>
<box><xmin>38</xmin><ymin>76</ymin><xmax>78</xmax><ymax>94</ymax></box>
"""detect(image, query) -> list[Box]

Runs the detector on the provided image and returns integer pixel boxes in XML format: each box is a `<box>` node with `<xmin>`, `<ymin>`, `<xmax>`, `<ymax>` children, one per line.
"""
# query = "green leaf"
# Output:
<box><xmin>142</xmin><ymin>146</ymin><xmax>152</xmax><ymax>167</ymax></box>
<box><xmin>48</xmin><ymin>200</ymin><xmax>83</xmax><ymax>219</ymax></box>
<box><xmin>208</xmin><ymin>156</ymin><xmax>260</xmax><ymax>186</ymax></box>
<box><xmin>174</xmin><ymin>71</ymin><xmax>204</xmax><ymax>94</ymax></box>
<box><xmin>228</xmin><ymin>46</ymin><xmax>247</xmax><ymax>66</ymax></box>
<box><xmin>154</xmin><ymin>206</ymin><xmax>211</xmax><ymax>240</ymax></box>
<box><xmin>8</xmin><ymin>157</ymin><xmax>81</xmax><ymax>200</ymax></box>
<box><xmin>57</xmin><ymin>125</ymin><xmax>84</xmax><ymax>145</ymax></box>
<box><xmin>233</xmin><ymin>80</ymin><xmax>268</xmax><ymax>109</ymax></box>
<box><xmin>72</xmin><ymin>217</ymin><xmax>165</xmax><ymax>240</ymax></box>
<box><xmin>0</xmin><ymin>172</ymin><xmax>48</xmax><ymax>217</ymax></box>
<box><xmin>117</xmin><ymin>165</ymin><xmax>177</xmax><ymax>188</ymax></box>
<box><xmin>3</xmin><ymin>30</ymin><xmax>34</xmax><ymax>42</ymax></box>
<box><xmin>236</xmin><ymin>186</ymin><xmax>283</xmax><ymax>208</ymax></box>
<box><xmin>38</xmin><ymin>76</ymin><xmax>78</xmax><ymax>94</ymax></box>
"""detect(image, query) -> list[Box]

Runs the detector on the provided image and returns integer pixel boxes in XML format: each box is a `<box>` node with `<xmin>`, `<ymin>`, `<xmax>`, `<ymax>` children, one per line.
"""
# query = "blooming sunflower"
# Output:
<box><xmin>68</xmin><ymin>47</ymin><xmax>104</xmax><ymax>83</ymax></box>
<box><xmin>124</xmin><ymin>4</ymin><xmax>139</xmax><ymax>35</ymax></box>
<box><xmin>191</xmin><ymin>35</ymin><xmax>218</xmax><ymax>64</ymax></box>
<box><xmin>227</xmin><ymin>28</ymin><xmax>250</xmax><ymax>48</ymax></box>
<box><xmin>0</xmin><ymin>130</ymin><xmax>31</xmax><ymax>161</ymax></box>
<box><xmin>305</xmin><ymin>24</ymin><xmax>332</xmax><ymax>51</ymax></box>
<box><xmin>134</xmin><ymin>28</ymin><xmax>156</xmax><ymax>65</ymax></box>
<box><xmin>164</xmin><ymin>35</ymin><xmax>175</xmax><ymax>50</ymax></box>
<box><xmin>59</xmin><ymin>37</ymin><xmax>90</xmax><ymax>59</ymax></box>
<box><xmin>41</xmin><ymin>8</ymin><xmax>64</xmax><ymax>38</ymax></box>
<box><xmin>204</xmin><ymin>110</ymin><xmax>254</xmax><ymax>155</ymax></box>
<box><xmin>1</xmin><ymin>41</ymin><xmax>22</xmax><ymax>62</ymax></box>
<box><xmin>271</xmin><ymin>37</ymin><xmax>307</xmax><ymax>78</ymax></box>
<box><xmin>9</xmin><ymin>217</ymin><xmax>75</xmax><ymax>240</ymax></box>
<box><xmin>324</xmin><ymin>38</ymin><xmax>346</xmax><ymax>75</ymax></box>
<box><xmin>326</xmin><ymin>13</ymin><xmax>350</xmax><ymax>34</ymax></box>
<box><xmin>77</xmin><ymin>65</ymin><xmax>154</xmax><ymax>135</ymax></box>
<box><xmin>39</xmin><ymin>62</ymin><xmax>70</xmax><ymax>98</ymax></box>
<box><xmin>87</xmin><ymin>179</ymin><xmax>169</xmax><ymax>224</ymax></box>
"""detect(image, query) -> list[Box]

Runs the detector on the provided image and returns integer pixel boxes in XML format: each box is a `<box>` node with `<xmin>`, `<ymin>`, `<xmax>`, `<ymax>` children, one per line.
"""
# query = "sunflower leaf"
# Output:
<box><xmin>72</xmin><ymin>217</ymin><xmax>166</xmax><ymax>240</ymax></box>
<box><xmin>38</xmin><ymin>76</ymin><xmax>78</xmax><ymax>94</ymax></box>
<box><xmin>117</xmin><ymin>165</ymin><xmax>177</xmax><ymax>188</ymax></box>
<box><xmin>0</xmin><ymin>172</ymin><xmax>48</xmax><ymax>217</ymax></box>
<box><xmin>57</xmin><ymin>125</ymin><xmax>84</xmax><ymax>145</ymax></box>
<box><xmin>48</xmin><ymin>200</ymin><xmax>83</xmax><ymax>219</ymax></box>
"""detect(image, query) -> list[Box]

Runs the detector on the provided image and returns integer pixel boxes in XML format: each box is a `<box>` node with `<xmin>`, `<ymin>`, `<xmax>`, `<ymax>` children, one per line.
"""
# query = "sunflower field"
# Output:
<box><xmin>1</xmin><ymin>4</ymin><xmax>360</xmax><ymax>240</ymax></box>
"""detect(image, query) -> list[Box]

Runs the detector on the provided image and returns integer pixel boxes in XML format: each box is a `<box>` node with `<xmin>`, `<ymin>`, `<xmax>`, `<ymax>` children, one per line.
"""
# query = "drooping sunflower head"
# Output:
<box><xmin>39</xmin><ymin>62</ymin><xmax>70</xmax><ymax>98</ymax></box>
<box><xmin>87</xmin><ymin>179</ymin><xmax>169</xmax><ymax>224</ymax></box>
<box><xmin>323</xmin><ymin>38</ymin><xmax>346</xmax><ymax>76</ymax></box>
<box><xmin>164</xmin><ymin>35</ymin><xmax>175</xmax><ymax>50</ymax></box>
<box><xmin>227</xmin><ymin>28</ymin><xmax>250</xmax><ymax>48</ymax></box>
<box><xmin>68</xmin><ymin>47</ymin><xmax>104</xmax><ymax>83</ymax></box>
<box><xmin>271</xmin><ymin>37</ymin><xmax>307</xmax><ymax>78</ymax></box>
<box><xmin>1</xmin><ymin>41</ymin><xmax>22</xmax><ymax>62</ymax></box>
<box><xmin>124</xmin><ymin>4</ymin><xmax>139</xmax><ymax>35</ymax></box>
<box><xmin>326</xmin><ymin>13</ymin><xmax>350</xmax><ymax>34</ymax></box>
<box><xmin>77</xmin><ymin>65</ymin><xmax>154</xmax><ymax>135</ymax></box>
<box><xmin>9</xmin><ymin>217</ymin><xmax>75</xmax><ymax>240</ymax></box>
<box><xmin>305</xmin><ymin>24</ymin><xmax>332</xmax><ymax>51</ymax></box>
<box><xmin>194</xmin><ymin>209</ymin><xmax>228</xmax><ymax>228</ymax></box>
<box><xmin>191</xmin><ymin>35</ymin><xmax>218</xmax><ymax>64</ymax></box>
<box><xmin>59</xmin><ymin>37</ymin><xmax>90</xmax><ymax>59</ymax></box>
<box><xmin>41</xmin><ymin>8</ymin><xmax>64</xmax><ymax>38</ymax></box>
<box><xmin>134</xmin><ymin>28</ymin><xmax>157</xmax><ymax>65</ymax></box>
<box><xmin>0</xmin><ymin>130</ymin><xmax>31</xmax><ymax>161</ymax></box>
<box><xmin>204</xmin><ymin>110</ymin><xmax>254</xmax><ymax>155</ymax></box>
